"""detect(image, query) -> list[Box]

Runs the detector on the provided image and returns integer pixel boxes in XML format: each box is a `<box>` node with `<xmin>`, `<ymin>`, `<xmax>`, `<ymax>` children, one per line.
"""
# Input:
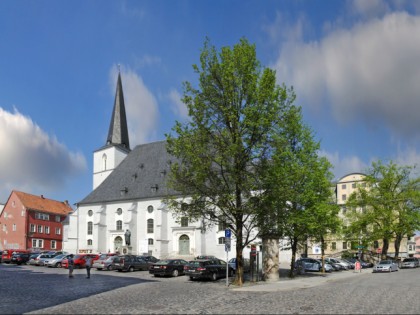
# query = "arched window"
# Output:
<box><xmin>88</xmin><ymin>210</ymin><xmax>93</xmax><ymax>217</ymax></box>
<box><xmin>116</xmin><ymin>208</ymin><xmax>122</xmax><ymax>215</ymax></box>
<box><xmin>148</xmin><ymin>238</ymin><xmax>154</xmax><ymax>245</ymax></box>
<box><xmin>102</xmin><ymin>153</ymin><xmax>107</xmax><ymax>170</ymax></box>
<box><xmin>116</xmin><ymin>220</ymin><xmax>122</xmax><ymax>230</ymax></box>
<box><xmin>87</xmin><ymin>222</ymin><xmax>93</xmax><ymax>235</ymax></box>
<box><xmin>147</xmin><ymin>219</ymin><xmax>154</xmax><ymax>233</ymax></box>
<box><xmin>147</xmin><ymin>205</ymin><xmax>154</xmax><ymax>213</ymax></box>
<box><xmin>87</xmin><ymin>239</ymin><xmax>93</xmax><ymax>246</ymax></box>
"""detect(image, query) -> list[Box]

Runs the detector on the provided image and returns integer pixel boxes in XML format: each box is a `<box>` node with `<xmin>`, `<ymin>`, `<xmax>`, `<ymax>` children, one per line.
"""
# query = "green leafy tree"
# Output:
<box><xmin>345</xmin><ymin>161</ymin><xmax>420</xmax><ymax>259</ymax></box>
<box><xmin>257</xmin><ymin>106</ymin><xmax>338</xmax><ymax>277</ymax></box>
<box><xmin>164</xmin><ymin>38</ymin><xmax>296</xmax><ymax>286</ymax></box>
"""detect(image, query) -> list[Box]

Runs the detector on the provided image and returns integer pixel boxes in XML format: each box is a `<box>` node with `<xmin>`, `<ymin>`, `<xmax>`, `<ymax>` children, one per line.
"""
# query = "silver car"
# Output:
<box><xmin>28</xmin><ymin>254</ymin><xmax>54</xmax><ymax>266</ymax></box>
<box><xmin>45</xmin><ymin>254</ymin><xmax>72</xmax><ymax>268</ymax></box>
<box><xmin>373</xmin><ymin>260</ymin><xmax>399</xmax><ymax>273</ymax></box>
<box><xmin>400</xmin><ymin>257</ymin><xmax>419</xmax><ymax>269</ymax></box>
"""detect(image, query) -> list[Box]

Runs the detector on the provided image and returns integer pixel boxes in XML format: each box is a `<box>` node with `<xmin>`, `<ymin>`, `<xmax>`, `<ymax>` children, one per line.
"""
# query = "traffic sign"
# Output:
<box><xmin>225</xmin><ymin>229</ymin><xmax>231</xmax><ymax>238</ymax></box>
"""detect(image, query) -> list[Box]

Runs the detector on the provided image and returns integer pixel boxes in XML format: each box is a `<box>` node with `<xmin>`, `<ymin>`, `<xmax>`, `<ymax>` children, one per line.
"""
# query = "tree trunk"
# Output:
<box><xmin>289</xmin><ymin>236</ymin><xmax>298</xmax><ymax>278</ymax></box>
<box><xmin>233</xmin><ymin>218</ymin><xmax>244</xmax><ymax>286</ymax></box>
<box><xmin>381</xmin><ymin>238</ymin><xmax>389</xmax><ymax>260</ymax></box>
<box><xmin>262</xmin><ymin>238</ymin><xmax>279</xmax><ymax>282</ymax></box>
<box><xmin>394</xmin><ymin>234</ymin><xmax>402</xmax><ymax>260</ymax></box>
<box><xmin>320</xmin><ymin>236</ymin><xmax>325</xmax><ymax>273</ymax></box>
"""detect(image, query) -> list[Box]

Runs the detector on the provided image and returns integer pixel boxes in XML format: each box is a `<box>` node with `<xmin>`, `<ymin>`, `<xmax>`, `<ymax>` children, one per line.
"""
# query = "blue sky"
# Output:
<box><xmin>1</xmin><ymin>0</ymin><xmax>420</xmax><ymax>207</ymax></box>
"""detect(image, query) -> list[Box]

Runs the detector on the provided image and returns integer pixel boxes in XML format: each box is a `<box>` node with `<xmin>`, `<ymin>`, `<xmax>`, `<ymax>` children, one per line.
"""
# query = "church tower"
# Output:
<box><xmin>93</xmin><ymin>71</ymin><xmax>131</xmax><ymax>189</ymax></box>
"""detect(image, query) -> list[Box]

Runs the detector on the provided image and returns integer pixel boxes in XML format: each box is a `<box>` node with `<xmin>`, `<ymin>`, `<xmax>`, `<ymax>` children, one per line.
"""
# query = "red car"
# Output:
<box><xmin>61</xmin><ymin>254</ymin><xmax>100</xmax><ymax>269</ymax></box>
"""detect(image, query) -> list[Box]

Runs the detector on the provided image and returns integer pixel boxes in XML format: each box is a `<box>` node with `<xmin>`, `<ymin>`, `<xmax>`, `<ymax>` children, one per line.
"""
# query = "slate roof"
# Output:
<box><xmin>103</xmin><ymin>72</ymin><xmax>130</xmax><ymax>152</ymax></box>
<box><xmin>13</xmin><ymin>191</ymin><xmax>73</xmax><ymax>215</ymax></box>
<box><xmin>78</xmin><ymin>140</ymin><xmax>180</xmax><ymax>205</ymax></box>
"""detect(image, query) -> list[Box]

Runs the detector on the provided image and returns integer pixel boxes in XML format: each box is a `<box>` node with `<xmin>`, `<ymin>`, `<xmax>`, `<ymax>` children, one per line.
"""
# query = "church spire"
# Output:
<box><xmin>106</xmin><ymin>70</ymin><xmax>130</xmax><ymax>151</ymax></box>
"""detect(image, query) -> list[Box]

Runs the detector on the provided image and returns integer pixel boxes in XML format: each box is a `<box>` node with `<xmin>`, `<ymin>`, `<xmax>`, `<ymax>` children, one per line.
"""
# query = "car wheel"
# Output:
<box><xmin>107</xmin><ymin>265</ymin><xmax>113</xmax><ymax>271</ymax></box>
<box><xmin>172</xmin><ymin>269</ymin><xmax>179</xmax><ymax>277</ymax></box>
<box><xmin>56</xmin><ymin>263</ymin><xmax>62</xmax><ymax>268</ymax></box>
<box><xmin>189</xmin><ymin>276</ymin><xmax>194</xmax><ymax>281</ymax></box>
<box><xmin>211</xmin><ymin>272</ymin><xmax>217</xmax><ymax>281</ymax></box>
<box><xmin>129</xmin><ymin>266</ymin><xmax>134</xmax><ymax>272</ymax></box>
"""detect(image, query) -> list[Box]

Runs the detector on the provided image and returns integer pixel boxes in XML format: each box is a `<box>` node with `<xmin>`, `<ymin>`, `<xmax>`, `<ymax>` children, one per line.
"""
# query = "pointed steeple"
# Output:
<box><xmin>106</xmin><ymin>71</ymin><xmax>130</xmax><ymax>151</ymax></box>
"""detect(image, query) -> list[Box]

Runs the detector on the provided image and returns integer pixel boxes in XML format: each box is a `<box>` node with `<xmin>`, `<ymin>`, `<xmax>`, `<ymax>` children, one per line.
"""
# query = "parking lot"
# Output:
<box><xmin>2</xmin><ymin>262</ymin><xmax>420</xmax><ymax>314</ymax></box>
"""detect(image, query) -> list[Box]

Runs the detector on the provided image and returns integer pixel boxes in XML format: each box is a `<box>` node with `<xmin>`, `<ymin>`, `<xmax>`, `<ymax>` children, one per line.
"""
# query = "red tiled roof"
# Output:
<box><xmin>14</xmin><ymin>191</ymin><xmax>73</xmax><ymax>215</ymax></box>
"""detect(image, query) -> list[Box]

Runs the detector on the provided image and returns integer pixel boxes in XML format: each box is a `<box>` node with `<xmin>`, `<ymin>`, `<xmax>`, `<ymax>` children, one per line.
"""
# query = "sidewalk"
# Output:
<box><xmin>230</xmin><ymin>269</ymin><xmax>369</xmax><ymax>292</ymax></box>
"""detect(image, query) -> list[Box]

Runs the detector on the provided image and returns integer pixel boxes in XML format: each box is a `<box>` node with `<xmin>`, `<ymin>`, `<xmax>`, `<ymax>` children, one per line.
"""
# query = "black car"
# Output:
<box><xmin>149</xmin><ymin>259</ymin><xmax>188</xmax><ymax>277</ymax></box>
<box><xmin>184</xmin><ymin>258</ymin><xmax>234</xmax><ymax>281</ymax></box>
<box><xmin>112</xmin><ymin>255</ymin><xmax>149</xmax><ymax>272</ymax></box>
<box><xmin>11</xmin><ymin>253</ymin><xmax>31</xmax><ymax>265</ymax></box>
<box><xmin>139</xmin><ymin>255</ymin><xmax>159</xmax><ymax>266</ymax></box>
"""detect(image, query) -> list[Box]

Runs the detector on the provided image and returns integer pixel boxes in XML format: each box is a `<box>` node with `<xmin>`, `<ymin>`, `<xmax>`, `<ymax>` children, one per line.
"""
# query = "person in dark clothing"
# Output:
<box><xmin>85</xmin><ymin>256</ymin><xmax>92</xmax><ymax>279</ymax></box>
<box><xmin>68</xmin><ymin>255</ymin><xmax>74</xmax><ymax>278</ymax></box>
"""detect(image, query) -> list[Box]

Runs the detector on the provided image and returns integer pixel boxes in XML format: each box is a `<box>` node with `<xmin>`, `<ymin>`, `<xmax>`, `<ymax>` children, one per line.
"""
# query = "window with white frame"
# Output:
<box><xmin>21</xmin><ymin>209</ymin><xmax>25</xmax><ymax>216</ymax></box>
<box><xmin>87</xmin><ymin>222</ymin><xmax>93</xmax><ymax>235</ymax></box>
<box><xmin>30</xmin><ymin>224</ymin><xmax>35</xmax><ymax>233</ymax></box>
<box><xmin>218</xmin><ymin>216</ymin><xmax>227</xmax><ymax>231</ymax></box>
<box><xmin>148</xmin><ymin>238</ymin><xmax>154</xmax><ymax>245</ymax></box>
<box><xmin>51</xmin><ymin>240</ymin><xmax>56</xmax><ymax>249</ymax></box>
<box><xmin>35</xmin><ymin>212</ymin><xmax>50</xmax><ymax>221</ymax></box>
<box><xmin>116</xmin><ymin>220</ymin><xmax>122</xmax><ymax>230</ymax></box>
<box><xmin>87</xmin><ymin>239</ymin><xmax>93</xmax><ymax>246</ymax></box>
<box><xmin>55</xmin><ymin>215</ymin><xmax>61</xmax><ymax>222</ymax></box>
<box><xmin>218</xmin><ymin>237</ymin><xmax>226</xmax><ymax>245</ymax></box>
<box><xmin>37</xmin><ymin>225</ymin><xmax>43</xmax><ymax>233</ymax></box>
<box><xmin>55</xmin><ymin>227</ymin><xmax>61</xmax><ymax>235</ymax></box>
<box><xmin>45</xmin><ymin>226</ymin><xmax>50</xmax><ymax>234</ymax></box>
<box><xmin>12</xmin><ymin>224</ymin><xmax>16</xmax><ymax>232</ymax></box>
<box><xmin>32</xmin><ymin>239</ymin><xmax>43</xmax><ymax>248</ymax></box>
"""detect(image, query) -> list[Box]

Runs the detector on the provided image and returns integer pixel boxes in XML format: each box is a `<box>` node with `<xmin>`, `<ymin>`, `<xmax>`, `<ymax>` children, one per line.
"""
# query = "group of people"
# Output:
<box><xmin>68</xmin><ymin>254</ymin><xmax>92</xmax><ymax>279</ymax></box>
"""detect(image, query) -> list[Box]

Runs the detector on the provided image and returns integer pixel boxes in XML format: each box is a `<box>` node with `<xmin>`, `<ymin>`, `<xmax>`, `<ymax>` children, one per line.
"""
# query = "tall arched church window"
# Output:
<box><xmin>102</xmin><ymin>153</ymin><xmax>107</xmax><ymax>171</ymax></box>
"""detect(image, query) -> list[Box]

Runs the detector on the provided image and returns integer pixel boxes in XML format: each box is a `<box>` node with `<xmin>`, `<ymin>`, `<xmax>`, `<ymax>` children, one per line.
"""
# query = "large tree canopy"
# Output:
<box><xmin>164</xmin><ymin>38</ymin><xmax>296</xmax><ymax>286</ymax></box>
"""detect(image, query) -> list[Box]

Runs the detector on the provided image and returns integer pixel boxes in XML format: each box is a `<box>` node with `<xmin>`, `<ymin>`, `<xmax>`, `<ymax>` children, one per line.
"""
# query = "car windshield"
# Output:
<box><xmin>403</xmin><ymin>258</ymin><xmax>415</xmax><ymax>262</ymax></box>
<box><xmin>379</xmin><ymin>260</ymin><xmax>392</xmax><ymax>265</ymax></box>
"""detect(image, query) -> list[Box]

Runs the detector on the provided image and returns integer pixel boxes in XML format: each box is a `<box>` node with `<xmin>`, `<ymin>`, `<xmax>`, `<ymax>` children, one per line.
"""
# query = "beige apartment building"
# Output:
<box><xmin>308</xmin><ymin>173</ymin><xmax>413</xmax><ymax>260</ymax></box>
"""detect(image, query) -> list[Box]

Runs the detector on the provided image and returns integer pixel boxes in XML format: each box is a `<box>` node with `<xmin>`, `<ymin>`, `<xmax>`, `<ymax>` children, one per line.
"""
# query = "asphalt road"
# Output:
<box><xmin>1</xmin><ymin>263</ymin><xmax>419</xmax><ymax>314</ymax></box>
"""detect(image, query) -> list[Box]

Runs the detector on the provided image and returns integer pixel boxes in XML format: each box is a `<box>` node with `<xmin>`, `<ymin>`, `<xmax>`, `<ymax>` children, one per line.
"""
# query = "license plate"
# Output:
<box><xmin>154</xmin><ymin>266</ymin><xmax>160</xmax><ymax>269</ymax></box>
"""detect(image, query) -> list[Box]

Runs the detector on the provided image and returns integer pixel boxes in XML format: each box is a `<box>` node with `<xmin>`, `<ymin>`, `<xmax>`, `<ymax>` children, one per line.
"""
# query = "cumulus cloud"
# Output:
<box><xmin>110</xmin><ymin>65</ymin><xmax>160</xmax><ymax>146</ymax></box>
<box><xmin>320</xmin><ymin>150</ymin><xmax>369</xmax><ymax>180</ymax></box>
<box><xmin>0</xmin><ymin>107</ymin><xmax>87</xmax><ymax>201</ymax></box>
<box><xmin>274</xmin><ymin>12</ymin><xmax>420</xmax><ymax>140</ymax></box>
<box><xmin>168</xmin><ymin>88</ymin><xmax>189</xmax><ymax>120</ymax></box>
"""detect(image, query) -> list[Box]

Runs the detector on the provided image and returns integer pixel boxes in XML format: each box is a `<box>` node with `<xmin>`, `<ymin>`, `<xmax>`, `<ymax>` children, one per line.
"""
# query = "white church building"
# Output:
<box><xmin>63</xmin><ymin>73</ymin><xmax>256</xmax><ymax>261</ymax></box>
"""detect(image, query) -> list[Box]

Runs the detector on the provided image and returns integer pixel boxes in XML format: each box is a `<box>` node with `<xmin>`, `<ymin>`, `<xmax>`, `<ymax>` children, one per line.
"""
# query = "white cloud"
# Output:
<box><xmin>0</xmin><ymin>107</ymin><xmax>87</xmax><ymax>201</ymax></box>
<box><xmin>110</xmin><ymin>65</ymin><xmax>159</xmax><ymax>146</ymax></box>
<box><xmin>320</xmin><ymin>150</ymin><xmax>369</xmax><ymax>180</ymax></box>
<box><xmin>168</xmin><ymin>88</ymin><xmax>189</xmax><ymax>120</ymax></box>
<box><xmin>348</xmin><ymin>0</ymin><xmax>390</xmax><ymax>18</ymax></box>
<box><xmin>274</xmin><ymin>12</ymin><xmax>420</xmax><ymax>140</ymax></box>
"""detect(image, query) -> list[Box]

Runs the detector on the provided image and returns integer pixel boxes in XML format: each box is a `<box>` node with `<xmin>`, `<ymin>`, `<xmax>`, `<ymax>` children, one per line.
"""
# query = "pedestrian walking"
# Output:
<box><xmin>85</xmin><ymin>256</ymin><xmax>92</xmax><ymax>279</ymax></box>
<box><xmin>68</xmin><ymin>254</ymin><xmax>74</xmax><ymax>278</ymax></box>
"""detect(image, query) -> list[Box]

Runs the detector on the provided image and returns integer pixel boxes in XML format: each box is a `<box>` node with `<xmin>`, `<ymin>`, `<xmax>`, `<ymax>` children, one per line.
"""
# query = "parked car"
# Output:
<box><xmin>45</xmin><ymin>251</ymin><xmax>69</xmax><ymax>257</ymax></box>
<box><xmin>341</xmin><ymin>258</ymin><xmax>355</xmax><ymax>269</ymax></box>
<box><xmin>112</xmin><ymin>255</ymin><xmax>149</xmax><ymax>272</ymax></box>
<box><xmin>149</xmin><ymin>259</ymin><xmax>189</xmax><ymax>277</ymax></box>
<box><xmin>400</xmin><ymin>257</ymin><xmax>419</xmax><ymax>269</ymax></box>
<box><xmin>196</xmin><ymin>255</ymin><xmax>217</xmax><ymax>260</ymax></box>
<box><xmin>93</xmin><ymin>254</ymin><xmax>118</xmax><ymax>271</ymax></box>
<box><xmin>296</xmin><ymin>258</ymin><xmax>333</xmax><ymax>272</ymax></box>
<box><xmin>184</xmin><ymin>258</ymin><xmax>234</xmax><ymax>281</ymax></box>
<box><xmin>324</xmin><ymin>260</ymin><xmax>343</xmax><ymax>271</ymax></box>
<box><xmin>228</xmin><ymin>257</ymin><xmax>251</xmax><ymax>273</ymax></box>
<box><xmin>325</xmin><ymin>257</ymin><xmax>350</xmax><ymax>270</ymax></box>
<box><xmin>28</xmin><ymin>254</ymin><xmax>54</xmax><ymax>266</ymax></box>
<box><xmin>2</xmin><ymin>249</ymin><xmax>29</xmax><ymax>264</ymax></box>
<box><xmin>61</xmin><ymin>254</ymin><xmax>100</xmax><ymax>269</ymax></box>
<box><xmin>139</xmin><ymin>255</ymin><xmax>160</xmax><ymax>266</ymax></box>
<box><xmin>10</xmin><ymin>253</ymin><xmax>31</xmax><ymax>265</ymax></box>
<box><xmin>373</xmin><ymin>260</ymin><xmax>399</xmax><ymax>273</ymax></box>
<box><xmin>44</xmin><ymin>254</ymin><xmax>72</xmax><ymax>268</ymax></box>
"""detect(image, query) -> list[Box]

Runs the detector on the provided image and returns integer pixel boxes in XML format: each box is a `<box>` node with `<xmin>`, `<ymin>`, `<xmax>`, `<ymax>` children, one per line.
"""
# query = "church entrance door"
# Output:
<box><xmin>179</xmin><ymin>234</ymin><xmax>190</xmax><ymax>255</ymax></box>
<box><xmin>114</xmin><ymin>236</ymin><xmax>123</xmax><ymax>253</ymax></box>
